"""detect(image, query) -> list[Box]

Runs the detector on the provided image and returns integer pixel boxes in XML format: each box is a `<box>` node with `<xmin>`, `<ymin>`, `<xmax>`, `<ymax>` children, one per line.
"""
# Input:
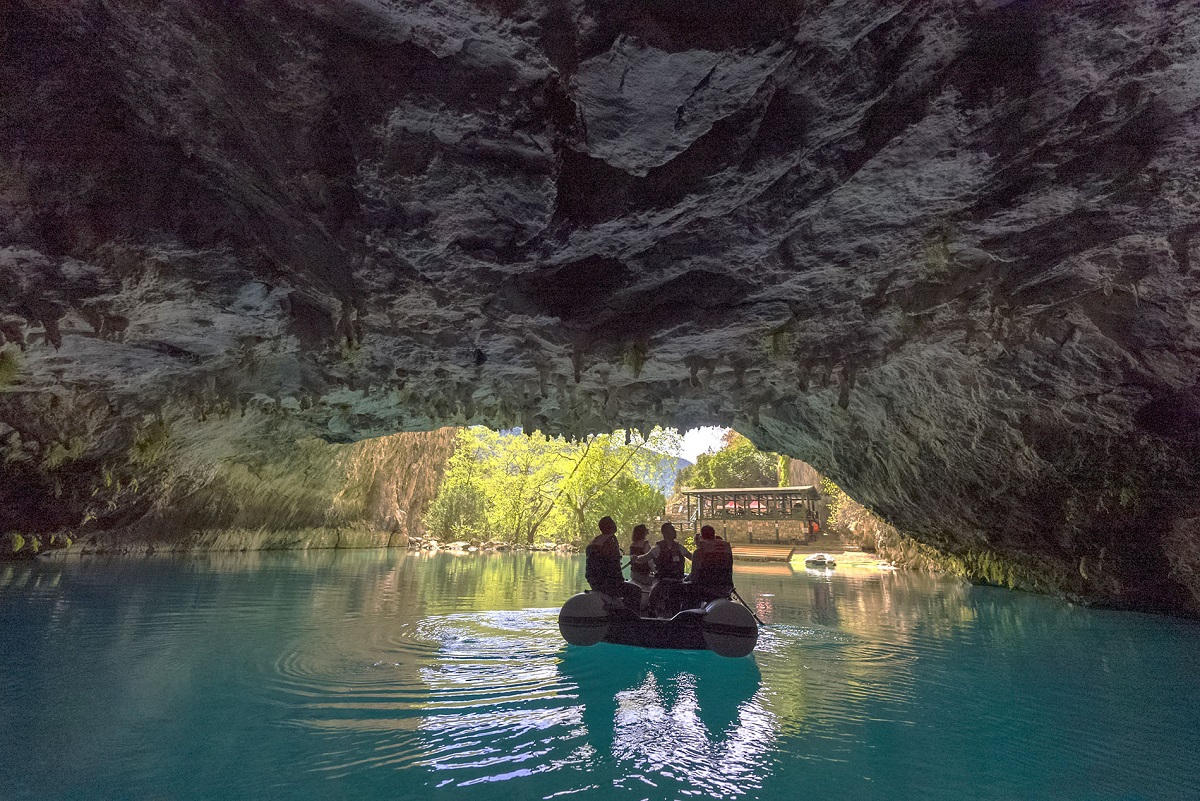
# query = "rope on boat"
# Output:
<box><xmin>731</xmin><ymin>587</ymin><xmax>766</xmax><ymax>627</ymax></box>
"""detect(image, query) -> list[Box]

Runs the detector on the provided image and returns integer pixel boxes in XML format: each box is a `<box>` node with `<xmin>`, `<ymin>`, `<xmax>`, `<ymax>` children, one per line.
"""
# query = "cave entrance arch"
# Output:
<box><xmin>681</xmin><ymin>486</ymin><xmax>822</xmax><ymax>545</ymax></box>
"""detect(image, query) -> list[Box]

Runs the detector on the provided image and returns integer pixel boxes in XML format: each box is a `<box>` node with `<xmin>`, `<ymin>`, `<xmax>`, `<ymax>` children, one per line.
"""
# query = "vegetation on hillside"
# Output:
<box><xmin>674</xmin><ymin>431</ymin><xmax>781</xmax><ymax>490</ymax></box>
<box><xmin>423</xmin><ymin>427</ymin><xmax>682</xmax><ymax>545</ymax></box>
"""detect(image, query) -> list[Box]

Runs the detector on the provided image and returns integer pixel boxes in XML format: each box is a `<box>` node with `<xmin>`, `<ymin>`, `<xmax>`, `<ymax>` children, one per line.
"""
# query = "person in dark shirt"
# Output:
<box><xmin>585</xmin><ymin>516</ymin><xmax>641</xmax><ymax>610</ymax></box>
<box><xmin>684</xmin><ymin>524</ymin><xmax>734</xmax><ymax>605</ymax></box>
<box><xmin>634</xmin><ymin>522</ymin><xmax>691</xmax><ymax>580</ymax></box>
<box><xmin>637</xmin><ymin>522</ymin><xmax>692</xmax><ymax>617</ymax></box>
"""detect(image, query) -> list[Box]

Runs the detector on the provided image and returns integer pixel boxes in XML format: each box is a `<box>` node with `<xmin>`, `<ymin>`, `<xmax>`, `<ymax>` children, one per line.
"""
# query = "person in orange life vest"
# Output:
<box><xmin>684</xmin><ymin>524</ymin><xmax>734</xmax><ymax>604</ymax></box>
<box><xmin>584</xmin><ymin>516</ymin><xmax>642</xmax><ymax>610</ymax></box>
<box><xmin>637</xmin><ymin>522</ymin><xmax>693</xmax><ymax>616</ymax></box>
<box><xmin>628</xmin><ymin>524</ymin><xmax>654</xmax><ymax>588</ymax></box>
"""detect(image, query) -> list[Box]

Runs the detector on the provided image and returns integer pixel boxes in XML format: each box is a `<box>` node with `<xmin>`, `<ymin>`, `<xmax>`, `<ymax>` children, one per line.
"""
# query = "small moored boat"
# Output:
<box><xmin>804</xmin><ymin>553</ymin><xmax>837</xmax><ymax>568</ymax></box>
<box><xmin>558</xmin><ymin>592</ymin><xmax>758</xmax><ymax>658</ymax></box>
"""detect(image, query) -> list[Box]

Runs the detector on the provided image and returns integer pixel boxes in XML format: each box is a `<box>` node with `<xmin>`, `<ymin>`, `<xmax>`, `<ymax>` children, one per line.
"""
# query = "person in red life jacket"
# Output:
<box><xmin>684</xmin><ymin>524</ymin><xmax>734</xmax><ymax>605</ymax></box>
<box><xmin>628</xmin><ymin>524</ymin><xmax>654</xmax><ymax>589</ymax></box>
<box><xmin>637</xmin><ymin>522</ymin><xmax>692</xmax><ymax>616</ymax></box>
<box><xmin>585</xmin><ymin>516</ymin><xmax>642</xmax><ymax>610</ymax></box>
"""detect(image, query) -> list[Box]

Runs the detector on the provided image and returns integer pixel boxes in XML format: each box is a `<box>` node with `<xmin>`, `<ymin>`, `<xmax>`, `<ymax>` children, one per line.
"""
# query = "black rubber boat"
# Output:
<box><xmin>558</xmin><ymin>591</ymin><xmax>758</xmax><ymax>658</ymax></box>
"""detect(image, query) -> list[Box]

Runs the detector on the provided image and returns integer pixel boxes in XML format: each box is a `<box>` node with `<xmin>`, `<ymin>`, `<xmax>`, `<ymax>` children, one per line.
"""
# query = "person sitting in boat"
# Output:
<box><xmin>585</xmin><ymin>516</ymin><xmax>642</xmax><ymax>610</ymax></box>
<box><xmin>628</xmin><ymin>524</ymin><xmax>654</xmax><ymax>589</ymax></box>
<box><xmin>636</xmin><ymin>522</ymin><xmax>692</xmax><ymax>616</ymax></box>
<box><xmin>634</xmin><ymin>522</ymin><xmax>690</xmax><ymax>581</ymax></box>
<box><xmin>684</xmin><ymin>525</ymin><xmax>734</xmax><ymax>605</ymax></box>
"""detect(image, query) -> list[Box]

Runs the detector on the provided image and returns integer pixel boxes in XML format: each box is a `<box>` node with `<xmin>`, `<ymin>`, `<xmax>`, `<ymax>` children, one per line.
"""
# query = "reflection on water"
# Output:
<box><xmin>2</xmin><ymin>551</ymin><xmax>1200</xmax><ymax>800</ymax></box>
<box><xmin>557</xmin><ymin>647</ymin><xmax>769</xmax><ymax>798</ymax></box>
<box><xmin>285</xmin><ymin>605</ymin><xmax>773</xmax><ymax>798</ymax></box>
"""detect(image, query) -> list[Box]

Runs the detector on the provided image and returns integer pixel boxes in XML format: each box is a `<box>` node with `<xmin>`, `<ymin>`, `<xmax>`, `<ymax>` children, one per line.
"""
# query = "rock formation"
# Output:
<box><xmin>0</xmin><ymin>390</ymin><xmax>455</xmax><ymax>554</ymax></box>
<box><xmin>2</xmin><ymin>1</ymin><xmax>1200</xmax><ymax>614</ymax></box>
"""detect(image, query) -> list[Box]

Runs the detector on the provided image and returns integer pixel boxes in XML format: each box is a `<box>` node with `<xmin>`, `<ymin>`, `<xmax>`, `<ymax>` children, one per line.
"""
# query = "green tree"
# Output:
<box><xmin>675</xmin><ymin>432</ymin><xmax>779</xmax><ymax>490</ymax></box>
<box><xmin>556</xmin><ymin>430</ymin><xmax>676</xmax><ymax>540</ymax></box>
<box><xmin>423</xmin><ymin>429</ymin><xmax>489</xmax><ymax>540</ymax></box>
<box><xmin>423</xmin><ymin>427</ymin><xmax>679</xmax><ymax>544</ymax></box>
<box><xmin>482</xmin><ymin>429</ymin><xmax>569</xmax><ymax>543</ymax></box>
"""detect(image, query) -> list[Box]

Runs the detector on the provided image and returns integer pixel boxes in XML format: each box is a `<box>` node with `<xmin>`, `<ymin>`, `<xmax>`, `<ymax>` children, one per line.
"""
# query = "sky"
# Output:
<box><xmin>678</xmin><ymin>426</ymin><xmax>728</xmax><ymax>464</ymax></box>
<box><xmin>501</xmin><ymin>424</ymin><xmax>728</xmax><ymax>463</ymax></box>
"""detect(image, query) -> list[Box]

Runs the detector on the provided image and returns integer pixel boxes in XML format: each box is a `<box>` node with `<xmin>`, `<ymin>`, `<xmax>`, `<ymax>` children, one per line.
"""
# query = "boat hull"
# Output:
<box><xmin>600</xmin><ymin>608</ymin><xmax>708</xmax><ymax>650</ymax></box>
<box><xmin>558</xmin><ymin>593</ymin><xmax>758</xmax><ymax>657</ymax></box>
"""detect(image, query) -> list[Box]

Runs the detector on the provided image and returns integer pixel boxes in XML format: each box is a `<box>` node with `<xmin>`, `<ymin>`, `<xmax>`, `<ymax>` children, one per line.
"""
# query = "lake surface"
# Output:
<box><xmin>2</xmin><ymin>550</ymin><xmax>1199</xmax><ymax>800</ymax></box>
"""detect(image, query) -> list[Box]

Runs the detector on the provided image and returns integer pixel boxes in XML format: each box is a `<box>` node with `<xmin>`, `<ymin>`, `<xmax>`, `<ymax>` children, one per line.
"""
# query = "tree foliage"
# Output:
<box><xmin>675</xmin><ymin>432</ymin><xmax>780</xmax><ymax>490</ymax></box>
<box><xmin>424</xmin><ymin>427</ymin><xmax>681</xmax><ymax>544</ymax></box>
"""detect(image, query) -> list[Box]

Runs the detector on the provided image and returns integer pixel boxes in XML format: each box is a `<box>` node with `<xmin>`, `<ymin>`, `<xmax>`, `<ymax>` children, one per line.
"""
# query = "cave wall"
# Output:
<box><xmin>2</xmin><ymin>1</ymin><xmax>1200</xmax><ymax>613</ymax></box>
<box><xmin>132</xmin><ymin>423</ymin><xmax>458</xmax><ymax>552</ymax></box>
<box><xmin>0</xmin><ymin>388</ymin><xmax>456</xmax><ymax>554</ymax></box>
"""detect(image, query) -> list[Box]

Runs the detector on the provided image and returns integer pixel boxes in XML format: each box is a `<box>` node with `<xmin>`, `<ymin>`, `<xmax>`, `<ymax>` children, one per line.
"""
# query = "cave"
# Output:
<box><xmin>2</xmin><ymin>0</ymin><xmax>1200</xmax><ymax>618</ymax></box>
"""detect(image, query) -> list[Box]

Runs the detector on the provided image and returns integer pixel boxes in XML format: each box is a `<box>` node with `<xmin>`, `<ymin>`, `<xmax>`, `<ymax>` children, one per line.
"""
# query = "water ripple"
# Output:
<box><xmin>270</xmin><ymin>607</ymin><xmax>784</xmax><ymax>797</ymax></box>
<box><xmin>7</xmin><ymin>553</ymin><xmax>1200</xmax><ymax>801</ymax></box>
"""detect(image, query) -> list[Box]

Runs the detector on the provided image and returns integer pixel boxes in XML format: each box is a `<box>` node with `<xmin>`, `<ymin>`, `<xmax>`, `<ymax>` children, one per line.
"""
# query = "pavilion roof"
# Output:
<box><xmin>680</xmin><ymin>485</ymin><xmax>820</xmax><ymax>498</ymax></box>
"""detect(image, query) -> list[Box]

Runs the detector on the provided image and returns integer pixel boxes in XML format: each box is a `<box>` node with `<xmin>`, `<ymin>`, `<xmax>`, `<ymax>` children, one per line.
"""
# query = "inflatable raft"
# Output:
<box><xmin>804</xmin><ymin>553</ymin><xmax>837</xmax><ymax>568</ymax></box>
<box><xmin>558</xmin><ymin>592</ymin><xmax>759</xmax><ymax>658</ymax></box>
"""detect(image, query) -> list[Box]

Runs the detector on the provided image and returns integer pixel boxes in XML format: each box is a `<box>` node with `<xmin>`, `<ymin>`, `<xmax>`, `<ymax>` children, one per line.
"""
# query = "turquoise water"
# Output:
<box><xmin>2</xmin><ymin>551</ymin><xmax>1199</xmax><ymax>801</ymax></box>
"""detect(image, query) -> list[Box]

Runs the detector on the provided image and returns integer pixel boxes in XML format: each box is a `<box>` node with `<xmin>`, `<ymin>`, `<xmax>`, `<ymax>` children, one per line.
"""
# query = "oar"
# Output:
<box><xmin>731</xmin><ymin>587</ymin><xmax>766</xmax><ymax>627</ymax></box>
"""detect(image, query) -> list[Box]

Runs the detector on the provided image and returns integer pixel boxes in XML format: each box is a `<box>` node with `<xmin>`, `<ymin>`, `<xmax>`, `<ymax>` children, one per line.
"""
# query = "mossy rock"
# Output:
<box><xmin>1</xmin><ymin>532</ymin><xmax>41</xmax><ymax>559</ymax></box>
<box><xmin>42</xmin><ymin>436</ymin><xmax>88</xmax><ymax>471</ymax></box>
<box><xmin>130</xmin><ymin>418</ymin><xmax>171</xmax><ymax>466</ymax></box>
<box><xmin>919</xmin><ymin>224</ymin><xmax>953</xmax><ymax>283</ymax></box>
<box><xmin>47</xmin><ymin>533</ymin><xmax>73</xmax><ymax>550</ymax></box>
<box><xmin>621</xmin><ymin>342</ymin><xmax>649</xmax><ymax>377</ymax></box>
<box><xmin>0</xmin><ymin>347</ymin><xmax>18</xmax><ymax>387</ymax></box>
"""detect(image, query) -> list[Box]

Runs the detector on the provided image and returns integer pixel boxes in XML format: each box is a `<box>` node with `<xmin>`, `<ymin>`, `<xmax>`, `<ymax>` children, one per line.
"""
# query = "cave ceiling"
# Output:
<box><xmin>3</xmin><ymin>0</ymin><xmax>1200</xmax><ymax>612</ymax></box>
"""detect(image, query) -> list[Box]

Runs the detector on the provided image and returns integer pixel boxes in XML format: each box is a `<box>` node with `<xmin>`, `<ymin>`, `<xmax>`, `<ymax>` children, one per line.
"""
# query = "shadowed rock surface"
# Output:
<box><xmin>2</xmin><ymin>1</ymin><xmax>1200</xmax><ymax>613</ymax></box>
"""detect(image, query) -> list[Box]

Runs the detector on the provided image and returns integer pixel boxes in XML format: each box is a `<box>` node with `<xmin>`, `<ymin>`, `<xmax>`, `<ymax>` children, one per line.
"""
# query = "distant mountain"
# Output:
<box><xmin>636</xmin><ymin>454</ymin><xmax>692</xmax><ymax>496</ymax></box>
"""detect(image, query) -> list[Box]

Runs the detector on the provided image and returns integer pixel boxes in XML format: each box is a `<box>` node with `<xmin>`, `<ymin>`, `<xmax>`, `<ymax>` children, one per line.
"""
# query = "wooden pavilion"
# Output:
<box><xmin>682</xmin><ymin>485</ymin><xmax>821</xmax><ymax>524</ymax></box>
<box><xmin>678</xmin><ymin>486</ymin><xmax>824</xmax><ymax>556</ymax></box>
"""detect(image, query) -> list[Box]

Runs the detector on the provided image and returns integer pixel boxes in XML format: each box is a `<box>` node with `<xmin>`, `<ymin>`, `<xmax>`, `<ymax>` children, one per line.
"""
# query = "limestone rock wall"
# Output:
<box><xmin>3</xmin><ymin>1</ymin><xmax>1200</xmax><ymax>613</ymax></box>
<box><xmin>0</xmin><ymin>388</ymin><xmax>455</xmax><ymax>554</ymax></box>
<box><xmin>136</xmin><ymin>425</ymin><xmax>457</xmax><ymax>552</ymax></box>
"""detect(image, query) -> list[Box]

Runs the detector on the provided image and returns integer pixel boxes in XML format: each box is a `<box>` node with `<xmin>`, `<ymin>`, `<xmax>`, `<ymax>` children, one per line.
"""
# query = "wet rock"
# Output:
<box><xmin>1</xmin><ymin>1</ymin><xmax>1200</xmax><ymax>614</ymax></box>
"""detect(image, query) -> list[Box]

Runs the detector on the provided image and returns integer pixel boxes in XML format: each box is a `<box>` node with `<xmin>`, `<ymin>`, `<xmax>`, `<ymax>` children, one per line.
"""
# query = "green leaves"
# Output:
<box><xmin>424</xmin><ymin>427</ymin><xmax>674</xmax><ymax>544</ymax></box>
<box><xmin>675</xmin><ymin>432</ymin><xmax>779</xmax><ymax>490</ymax></box>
